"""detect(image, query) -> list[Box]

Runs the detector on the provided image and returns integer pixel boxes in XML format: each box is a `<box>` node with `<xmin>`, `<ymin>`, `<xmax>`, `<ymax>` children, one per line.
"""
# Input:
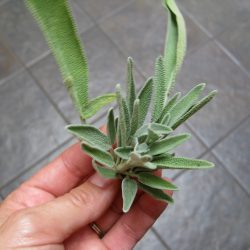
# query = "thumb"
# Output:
<box><xmin>3</xmin><ymin>173</ymin><xmax>119</xmax><ymax>245</ymax></box>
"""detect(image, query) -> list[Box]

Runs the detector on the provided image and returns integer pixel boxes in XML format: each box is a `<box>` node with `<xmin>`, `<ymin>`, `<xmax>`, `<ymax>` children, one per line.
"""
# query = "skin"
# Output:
<box><xmin>0</xmin><ymin>142</ymin><xmax>171</xmax><ymax>250</ymax></box>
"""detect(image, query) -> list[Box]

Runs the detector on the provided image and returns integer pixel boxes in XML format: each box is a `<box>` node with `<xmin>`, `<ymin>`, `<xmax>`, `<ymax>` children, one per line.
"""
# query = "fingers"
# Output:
<box><xmin>83</xmin><ymin>170</ymin><xmax>163</xmax><ymax>239</ymax></box>
<box><xmin>2</xmin><ymin>173</ymin><xmax>120</xmax><ymax>245</ymax></box>
<box><xmin>102</xmin><ymin>190</ymin><xmax>172</xmax><ymax>250</ymax></box>
<box><xmin>94</xmin><ymin>191</ymin><xmax>123</xmax><ymax>233</ymax></box>
<box><xmin>0</xmin><ymin>143</ymin><xmax>94</xmax><ymax>227</ymax></box>
<box><xmin>25</xmin><ymin>143</ymin><xmax>94</xmax><ymax>197</ymax></box>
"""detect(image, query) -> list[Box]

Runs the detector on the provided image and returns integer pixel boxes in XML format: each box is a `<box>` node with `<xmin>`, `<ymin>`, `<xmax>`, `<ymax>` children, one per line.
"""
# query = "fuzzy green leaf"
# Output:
<box><xmin>115</xmin><ymin>117</ymin><xmax>119</xmax><ymax>131</ymax></box>
<box><xmin>143</xmin><ymin>162</ymin><xmax>158</xmax><ymax>170</ymax></box>
<box><xmin>137</xmin><ymin>172</ymin><xmax>178</xmax><ymax>190</ymax></box>
<box><xmin>158</xmin><ymin>92</ymin><xmax>181</xmax><ymax>123</ymax></box>
<box><xmin>172</xmin><ymin>90</ymin><xmax>217</xmax><ymax>129</ymax></box>
<box><xmin>139</xmin><ymin>183</ymin><xmax>174</xmax><ymax>203</ymax></box>
<box><xmin>161</xmin><ymin>113</ymin><xmax>171</xmax><ymax>125</ymax></box>
<box><xmin>130</xmin><ymin>99</ymin><xmax>140</xmax><ymax>136</ymax></box>
<box><xmin>25</xmin><ymin>0</ymin><xmax>89</xmax><ymax>119</ymax></box>
<box><xmin>135</xmin><ymin>143</ymin><xmax>149</xmax><ymax>154</ymax></box>
<box><xmin>135</xmin><ymin>123</ymin><xmax>172</xmax><ymax>137</ymax></box>
<box><xmin>117</xmin><ymin>119</ymin><xmax>122</xmax><ymax>148</ymax></box>
<box><xmin>81</xmin><ymin>93</ymin><xmax>116</xmax><ymax>119</ymax></box>
<box><xmin>92</xmin><ymin>160</ymin><xmax>117</xmax><ymax>178</ymax></box>
<box><xmin>138</xmin><ymin>78</ymin><xmax>154</xmax><ymax>126</ymax></box>
<box><xmin>146</xmin><ymin>127</ymin><xmax>161</xmax><ymax>144</ymax></box>
<box><xmin>116</xmin><ymin>85</ymin><xmax>130</xmax><ymax>146</ymax></box>
<box><xmin>154</xmin><ymin>157</ymin><xmax>215</xmax><ymax>169</ymax></box>
<box><xmin>149</xmin><ymin>133</ymin><xmax>190</xmax><ymax>155</ymax></box>
<box><xmin>107</xmin><ymin>108</ymin><xmax>116</xmax><ymax>144</ymax></box>
<box><xmin>168</xmin><ymin>83</ymin><xmax>205</xmax><ymax>126</ymax></box>
<box><xmin>163</xmin><ymin>0</ymin><xmax>186</xmax><ymax>93</ymax></box>
<box><xmin>82</xmin><ymin>144</ymin><xmax>114</xmax><ymax>168</ymax></box>
<box><xmin>122</xmin><ymin>177</ymin><xmax>138</xmax><ymax>213</ymax></box>
<box><xmin>114</xmin><ymin>147</ymin><xmax>133</xmax><ymax>160</ymax></box>
<box><xmin>153</xmin><ymin>153</ymin><xmax>173</xmax><ymax>161</ymax></box>
<box><xmin>66</xmin><ymin>124</ymin><xmax>111</xmax><ymax>150</ymax></box>
<box><xmin>126</xmin><ymin>57</ymin><xmax>136</xmax><ymax>115</ymax></box>
<box><xmin>152</xmin><ymin>56</ymin><xmax>166</xmax><ymax>121</ymax></box>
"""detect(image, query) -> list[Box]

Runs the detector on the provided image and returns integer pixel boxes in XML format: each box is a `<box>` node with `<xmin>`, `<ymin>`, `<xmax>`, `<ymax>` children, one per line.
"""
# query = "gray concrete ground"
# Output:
<box><xmin>0</xmin><ymin>0</ymin><xmax>250</xmax><ymax>249</ymax></box>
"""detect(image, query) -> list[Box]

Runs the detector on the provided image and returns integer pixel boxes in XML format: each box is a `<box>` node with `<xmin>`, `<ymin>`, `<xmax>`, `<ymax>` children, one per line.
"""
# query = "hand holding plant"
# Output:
<box><xmin>0</xmin><ymin>143</ymin><xmax>169</xmax><ymax>249</ymax></box>
<box><xmin>25</xmin><ymin>0</ymin><xmax>217</xmax><ymax>213</ymax></box>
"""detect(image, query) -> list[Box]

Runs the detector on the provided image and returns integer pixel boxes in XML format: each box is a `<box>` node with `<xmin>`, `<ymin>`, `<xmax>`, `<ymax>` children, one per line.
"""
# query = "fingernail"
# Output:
<box><xmin>89</xmin><ymin>173</ymin><xmax>113</xmax><ymax>188</ymax></box>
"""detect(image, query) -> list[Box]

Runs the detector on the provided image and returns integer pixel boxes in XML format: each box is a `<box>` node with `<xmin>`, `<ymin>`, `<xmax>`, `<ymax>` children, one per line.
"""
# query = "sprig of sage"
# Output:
<box><xmin>26</xmin><ymin>0</ymin><xmax>217</xmax><ymax>212</ymax></box>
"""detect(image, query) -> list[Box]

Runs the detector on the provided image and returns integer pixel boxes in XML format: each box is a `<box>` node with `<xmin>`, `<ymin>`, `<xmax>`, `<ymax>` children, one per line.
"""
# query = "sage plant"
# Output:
<box><xmin>26</xmin><ymin>0</ymin><xmax>217</xmax><ymax>212</ymax></box>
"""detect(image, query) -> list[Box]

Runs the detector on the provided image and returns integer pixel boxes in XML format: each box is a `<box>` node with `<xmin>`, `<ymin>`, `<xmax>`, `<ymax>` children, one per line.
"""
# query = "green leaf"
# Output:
<box><xmin>107</xmin><ymin>108</ymin><xmax>116</xmax><ymax>144</ymax></box>
<box><xmin>137</xmin><ymin>172</ymin><xmax>178</xmax><ymax>190</ymax></box>
<box><xmin>122</xmin><ymin>177</ymin><xmax>138</xmax><ymax>213</ymax></box>
<box><xmin>152</xmin><ymin>56</ymin><xmax>166</xmax><ymax>121</ymax></box>
<box><xmin>126</xmin><ymin>57</ymin><xmax>136</xmax><ymax>115</ymax></box>
<box><xmin>66</xmin><ymin>124</ymin><xmax>111</xmax><ymax>150</ymax></box>
<box><xmin>139</xmin><ymin>183</ymin><xmax>173</xmax><ymax>203</ymax></box>
<box><xmin>153</xmin><ymin>153</ymin><xmax>173</xmax><ymax>161</ymax></box>
<box><xmin>138</xmin><ymin>78</ymin><xmax>154</xmax><ymax>126</ymax></box>
<box><xmin>82</xmin><ymin>144</ymin><xmax>114</xmax><ymax>168</ymax></box>
<box><xmin>172</xmin><ymin>90</ymin><xmax>217</xmax><ymax>129</ymax></box>
<box><xmin>149</xmin><ymin>133</ymin><xmax>190</xmax><ymax>155</ymax></box>
<box><xmin>116</xmin><ymin>85</ymin><xmax>130</xmax><ymax>146</ymax></box>
<box><xmin>154</xmin><ymin>157</ymin><xmax>215</xmax><ymax>169</ymax></box>
<box><xmin>117</xmin><ymin>118</ymin><xmax>122</xmax><ymax>147</ymax></box>
<box><xmin>114</xmin><ymin>146</ymin><xmax>133</xmax><ymax>160</ymax></box>
<box><xmin>168</xmin><ymin>83</ymin><xmax>205</xmax><ymax>126</ymax></box>
<box><xmin>135</xmin><ymin>143</ymin><xmax>149</xmax><ymax>154</ymax></box>
<box><xmin>81</xmin><ymin>93</ymin><xmax>116</xmax><ymax>119</ymax></box>
<box><xmin>115</xmin><ymin>117</ymin><xmax>119</xmax><ymax>131</ymax></box>
<box><xmin>158</xmin><ymin>92</ymin><xmax>181</xmax><ymax>123</ymax></box>
<box><xmin>163</xmin><ymin>0</ymin><xmax>186</xmax><ymax>94</ymax></box>
<box><xmin>143</xmin><ymin>162</ymin><xmax>158</xmax><ymax>170</ymax></box>
<box><xmin>130</xmin><ymin>99</ymin><xmax>140</xmax><ymax>136</ymax></box>
<box><xmin>25</xmin><ymin>0</ymin><xmax>89</xmax><ymax>119</ymax></box>
<box><xmin>161</xmin><ymin>112</ymin><xmax>171</xmax><ymax>125</ymax></box>
<box><xmin>135</xmin><ymin>123</ymin><xmax>172</xmax><ymax>137</ymax></box>
<box><xmin>92</xmin><ymin>160</ymin><xmax>117</xmax><ymax>179</ymax></box>
<box><xmin>146</xmin><ymin>127</ymin><xmax>161</xmax><ymax>144</ymax></box>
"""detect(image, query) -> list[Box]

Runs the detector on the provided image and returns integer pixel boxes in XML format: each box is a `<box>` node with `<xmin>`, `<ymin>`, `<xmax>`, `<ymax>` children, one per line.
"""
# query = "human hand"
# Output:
<box><xmin>0</xmin><ymin>142</ymin><xmax>171</xmax><ymax>250</ymax></box>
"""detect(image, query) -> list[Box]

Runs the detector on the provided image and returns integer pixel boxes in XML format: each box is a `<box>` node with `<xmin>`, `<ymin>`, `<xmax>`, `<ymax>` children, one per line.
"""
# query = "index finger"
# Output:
<box><xmin>25</xmin><ymin>142</ymin><xmax>94</xmax><ymax>197</ymax></box>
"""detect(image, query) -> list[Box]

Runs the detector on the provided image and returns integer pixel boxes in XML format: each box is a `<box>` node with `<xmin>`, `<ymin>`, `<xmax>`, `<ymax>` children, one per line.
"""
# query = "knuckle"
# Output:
<box><xmin>68</xmin><ymin>187</ymin><xmax>95</xmax><ymax>209</ymax></box>
<box><xmin>9</xmin><ymin>209</ymin><xmax>39</xmax><ymax>235</ymax></box>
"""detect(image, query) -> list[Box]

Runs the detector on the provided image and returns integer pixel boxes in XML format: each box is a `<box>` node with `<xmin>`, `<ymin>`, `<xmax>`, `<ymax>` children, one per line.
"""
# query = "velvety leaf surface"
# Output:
<box><xmin>93</xmin><ymin>161</ymin><xmax>117</xmax><ymax>178</ymax></box>
<box><xmin>139</xmin><ymin>183</ymin><xmax>173</xmax><ymax>203</ymax></box>
<box><xmin>114</xmin><ymin>146</ymin><xmax>133</xmax><ymax>160</ymax></box>
<box><xmin>154</xmin><ymin>157</ymin><xmax>214</xmax><ymax>169</ymax></box>
<box><xmin>137</xmin><ymin>77</ymin><xmax>153</xmax><ymax>126</ymax></box>
<box><xmin>149</xmin><ymin>133</ymin><xmax>190</xmax><ymax>155</ymax></box>
<box><xmin>81</xmin><ymin>93</ymin><xmax>116</xmax><ymax>119</ymax></box>
<box><xmin>82</xmin><ymin>144</ymin><xmax>114</xmax><ymax>168</ymax></box>
<box><xmin>172</xmin><ymin>90</ymin><xmax>217</xmax><ymax>129</ymax></box>
<box><xmin>126</xmin><ymin>57</ymin><xmax>136</xmax><ymax>115</ymax></box>
<box><xmin>137</xmin><ymin>172</ymin><xmax>178</xmax><ymax>190</ymax></box>
<box><xmin>168</xmin><ymin>83</ymin><xmax>205</xmax><ymax>126</ymax></box>
<box><xmin>135</xmin><ymin>123</ymin><xmax>172</xmax><ymax>137</ymax></box>
<box><xmin>25</xmin><ymin>0</ymin><xmax>89</xmax><ymax>117</ymax></box>
<box><xmin>122</xmin><ymin>177</ymin><xmax>138</xmax><ymax>212</ymax></box>
<box><xmin>107</xmin><ymin>108</ymin><xmax>116</xmax><ymax>144</ymax></box>
<box><xmin>66</xmin><ymin>124</ymin><xmax>111</xmax><ymax>150</ymax></box>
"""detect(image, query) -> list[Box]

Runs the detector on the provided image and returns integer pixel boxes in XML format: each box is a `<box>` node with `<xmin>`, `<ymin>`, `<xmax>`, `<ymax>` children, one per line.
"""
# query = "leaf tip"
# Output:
<box><xmin>197</xmin><ymin>82</ymin><xmax>206</xmax><ymax>90</ymax></box>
